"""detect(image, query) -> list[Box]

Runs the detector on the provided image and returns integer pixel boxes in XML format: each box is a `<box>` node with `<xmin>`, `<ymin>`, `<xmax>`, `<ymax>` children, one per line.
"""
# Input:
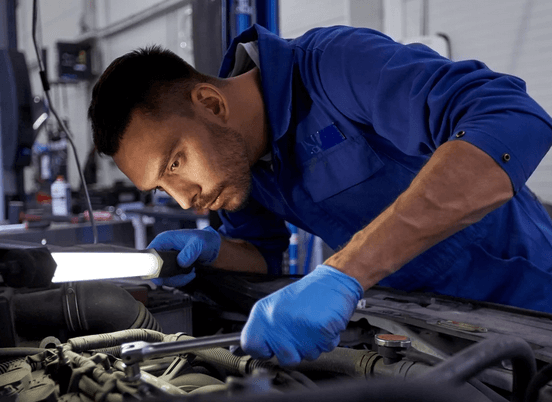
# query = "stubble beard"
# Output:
<box><xmin>197</xmin><ymin>119</ymin><xmax>252</xmax><ymax>212</ymax></box>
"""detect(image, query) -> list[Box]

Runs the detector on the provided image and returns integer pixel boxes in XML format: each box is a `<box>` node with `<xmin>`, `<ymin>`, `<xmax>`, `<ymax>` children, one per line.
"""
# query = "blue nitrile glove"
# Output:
<box><xmin>147</xmin><ymin>226</ymin><xmax>221</xmax><ymax>287</ymax></box>
<box><xmin>241</xmin><ymin>264</ymin><xmax>364</xmax><ymax>366</ymax></box>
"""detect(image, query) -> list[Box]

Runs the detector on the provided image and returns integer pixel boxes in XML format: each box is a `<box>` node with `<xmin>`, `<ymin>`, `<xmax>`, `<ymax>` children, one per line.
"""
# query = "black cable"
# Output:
<box><xmin>524</xmin><ymin>363</ymin><xmax>552</xmax><ymax>402</ymax></box>
<box><xmin>31</xmin><ymin>0</ymin><xmax>98</xmax><ymax>244</ymax></box>
<box><xmin>420</xmin><ymin>335</ymin><xmax>536</xmax><ymax>402</ymax></box>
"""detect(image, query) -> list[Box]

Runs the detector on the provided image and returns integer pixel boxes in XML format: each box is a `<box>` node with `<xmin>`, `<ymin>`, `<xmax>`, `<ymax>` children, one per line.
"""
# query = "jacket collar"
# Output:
<box><xmin>219</xmin><ymin>24</ymin><xmax>294</xmax><ymax>142</ymax></box>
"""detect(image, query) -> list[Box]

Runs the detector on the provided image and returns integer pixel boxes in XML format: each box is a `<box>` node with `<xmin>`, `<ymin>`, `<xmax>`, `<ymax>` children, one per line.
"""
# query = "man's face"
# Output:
<box><xmin>113</xmin><ymin>111</ymin><xmax>252</xmax><ymax>212</ymax></box>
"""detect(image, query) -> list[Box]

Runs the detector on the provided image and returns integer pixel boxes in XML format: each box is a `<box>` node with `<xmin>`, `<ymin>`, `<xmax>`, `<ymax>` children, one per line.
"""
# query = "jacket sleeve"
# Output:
<box><xmin>217</xmin><ymin>196</ymin><xmax>290</xmax><ymax>275</ymax></box>
<box><xmin>301</xmin><ymin>26</ymin><xmax>552</xmax><ymax>193</ymax></box>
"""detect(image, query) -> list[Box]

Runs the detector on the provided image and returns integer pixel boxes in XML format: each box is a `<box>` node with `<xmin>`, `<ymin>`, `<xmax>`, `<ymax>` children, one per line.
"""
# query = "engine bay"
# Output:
<box><xmin>2</xmin><ymin>267</ymin><xmax>552</xmax><ymax>402</ymax></box>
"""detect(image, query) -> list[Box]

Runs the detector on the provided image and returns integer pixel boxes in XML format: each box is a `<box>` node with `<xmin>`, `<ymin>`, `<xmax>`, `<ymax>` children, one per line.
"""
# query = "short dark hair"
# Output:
<box><xmin>88</xmin><ymin>45</ymin><xmax>215</xmax><ymax>156</ymax></box>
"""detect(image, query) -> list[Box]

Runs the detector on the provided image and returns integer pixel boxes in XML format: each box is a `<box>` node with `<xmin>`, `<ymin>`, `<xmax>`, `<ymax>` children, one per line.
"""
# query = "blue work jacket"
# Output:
<box><xmin>217</xmin><ymin>25</ymin><xmax>552</xmax><ymax>313</ymax></box>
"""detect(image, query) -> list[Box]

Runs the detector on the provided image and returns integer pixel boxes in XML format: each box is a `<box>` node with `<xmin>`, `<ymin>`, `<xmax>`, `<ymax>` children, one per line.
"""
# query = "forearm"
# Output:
<box><xmin>325</xmin><ymin>140</ymin><xmax>514</xmax><ymax>289</ymax></box>
<box><xmin>211</xmin><ymin>237</ymin><xmax>268</xmax><ymax>274</ymax></box>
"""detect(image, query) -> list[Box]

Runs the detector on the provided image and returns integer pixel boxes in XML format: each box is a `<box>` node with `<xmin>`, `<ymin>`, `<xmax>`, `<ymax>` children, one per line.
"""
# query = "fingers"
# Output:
<box><xmin>203</xmin><ymin>226</ymin><xmax>219</xmax><ymax>235</ymax></box>
<box><xmin>147</xmin><ymin>231</ymin><xmax>204</xmax><ymax>267</ymax></box>
<box><xmin>242</xmin><ymin>322</ymin><xmax>309</xmax><ymax>366</ymax></box>
<box><xmin>241</xmin><ymin>321</ymin><xmax>273</xmax><ymax>360</ymax></box>
<box><xmin>147</xmin><ymin>228</ymin><xmax>221</xmax><ymax>266</ymax></box>
<box><xmin>151</xmin><ymin>269</ymin><xmax>196</xmax><ymax>287</ymax></box>
<box><xmin>177</xmin><ymin>237</ymin><xmax>203</xmax><ymax>267</ymax></box>
<box><xmin>271</xmin><ymin>339</ymin><xmax>303</xmax><ymax>366</ymax></box>
<box><xmin>241</xmin><ymin>300</ymin><xmax>310</xmax><ymax>367</ymax></box>
<box><xmin>147</xmin><ymin>230</ymin><xmax>186</xmax><ymax>250</ymax></box>
<box><xmin>326</xmin><ymin>334</ymin><xmax>340</xmax><ymax>353</ymax></box>
<box><xmin>301</xmin><ymin>345</ymin><xmax>323</xmax><ymax>361</ymax></box>
<box><xmin>150</xmin><ymin>277</ymin><xmax>163</xmax><ymax>286</ymax></box>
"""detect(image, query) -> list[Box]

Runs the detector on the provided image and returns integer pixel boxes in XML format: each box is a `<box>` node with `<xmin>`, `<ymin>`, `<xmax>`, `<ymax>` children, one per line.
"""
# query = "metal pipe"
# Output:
<box><xmin>221</xmin><ymin>0</ymin><xmax>229</xmax><ymax>52</ymax></box>
<box><xmin>74</xmin><ymin>0</ymin><xmax>192</xmax><ymax>42</ymax></box>
<box><xmin>421</xmin><ymin>0</ymin><xmax>429</xmax><ymax>36</ymax></box>
<box><xmin>0</xmin><ymin>0</ymin><xmax>18</xmax><ymax>221</ymax></box>
<box><xmin>0</xmin><ymin>347</ymin><xmax>47</xmax><ymax>357</ymax></box>
<box><xmin>256</xmin><ymin>0</ymin><xmax>279</xmax><ymax>35</ymax></box>
<box><xmin>234</xmin><ymin>0</ymin><xmax>253</xmax><ymax>36</ymax></box>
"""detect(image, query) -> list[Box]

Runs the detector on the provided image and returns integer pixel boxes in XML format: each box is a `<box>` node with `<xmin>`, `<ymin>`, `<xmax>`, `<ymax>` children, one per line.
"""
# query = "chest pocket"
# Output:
<box><xmin>300</xmin><ymin>133</ymin><xmax>384</xmax><ymax>202</ymax></box>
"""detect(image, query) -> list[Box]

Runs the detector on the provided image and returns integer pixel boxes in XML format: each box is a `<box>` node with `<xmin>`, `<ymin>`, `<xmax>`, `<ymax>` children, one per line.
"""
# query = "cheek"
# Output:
<box><xmin>186</xmin><ymin>156</ymin><xmax>220</xmax><ymax>185</ymax></box>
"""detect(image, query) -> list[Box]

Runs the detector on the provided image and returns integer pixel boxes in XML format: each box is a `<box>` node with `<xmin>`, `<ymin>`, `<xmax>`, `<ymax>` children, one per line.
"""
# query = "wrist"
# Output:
<box><xmin>210</xmin><ymin>237</ymin><xmax>268</xmax><ymax>274</ymax></box>
<box><xmin>323</xmin><ymin>250</ymin><xmax>380</xmax><ymax>290</ymax></box>
<box><xmin>312</xmin><ymin>264</ymin><xmax>364</xmax><ymax>300</ymax></box>
<box><xmin>323</xmin><ymin>216</ymin><xmax>404</xmax><ymax>289</ymax></box>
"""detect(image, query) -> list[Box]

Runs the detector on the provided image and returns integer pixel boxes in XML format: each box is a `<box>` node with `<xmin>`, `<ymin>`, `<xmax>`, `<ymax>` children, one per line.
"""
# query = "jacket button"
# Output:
<box><xmin>455</xmin><ymin>130</ymin><xmax>465</xmax><ymax>138</ymax></box>
<box><xmin>502</xmin><ymin>153</ymin><xmax>511</xmax><ymax>162</ymax></box>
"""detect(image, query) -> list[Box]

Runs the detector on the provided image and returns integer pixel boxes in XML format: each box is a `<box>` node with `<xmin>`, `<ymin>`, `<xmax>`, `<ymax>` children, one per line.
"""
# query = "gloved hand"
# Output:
<box><xmin>241</xmin><ymin>264</ymin><xmax>364</xmax><ymax>366</ymax></box>
<box><xmin>147</xmin><ymin>226</ymin><xmax>221</xmax><ymax>287</ymax></box>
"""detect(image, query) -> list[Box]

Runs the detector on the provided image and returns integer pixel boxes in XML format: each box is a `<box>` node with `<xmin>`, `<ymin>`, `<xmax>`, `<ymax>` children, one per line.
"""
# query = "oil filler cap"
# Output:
<box><xmin>375</xmin><ymin>334</ymin><xmax>411</xmax><ymax>365</ymax></box>
<box><xmin>375</xmin><ymin>334</ymin><xmax>411</xmax><ymax>348</ymax></box>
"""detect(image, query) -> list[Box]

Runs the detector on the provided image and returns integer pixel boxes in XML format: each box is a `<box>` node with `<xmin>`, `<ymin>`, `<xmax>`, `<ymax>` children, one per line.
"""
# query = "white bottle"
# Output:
<box><xmin>51</xmin><ymin>175</ymin><xmax>72</xmax><ymax>216</ymax></box>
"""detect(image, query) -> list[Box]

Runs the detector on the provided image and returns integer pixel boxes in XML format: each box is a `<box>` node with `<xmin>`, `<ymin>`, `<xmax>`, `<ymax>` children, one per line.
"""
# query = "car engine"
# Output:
<box><xmin>1</xmin><ymin>258</ymin><xmax>552</xmax><ymax>402</ymax></box>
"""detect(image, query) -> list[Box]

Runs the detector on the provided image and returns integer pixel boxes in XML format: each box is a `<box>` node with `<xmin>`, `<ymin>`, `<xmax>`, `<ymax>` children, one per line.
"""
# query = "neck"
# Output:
<box><xmin>225</xmin><ymin>68</ymin><xmax>269</xmax><ymax>166</ymax></box>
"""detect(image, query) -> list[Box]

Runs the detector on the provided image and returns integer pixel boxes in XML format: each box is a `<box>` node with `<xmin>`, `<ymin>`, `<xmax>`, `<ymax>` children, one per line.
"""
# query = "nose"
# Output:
<box><xmin>161</xmin><ymin>180</ymin><xmax>199</xmax><ymax>210</ymax></box>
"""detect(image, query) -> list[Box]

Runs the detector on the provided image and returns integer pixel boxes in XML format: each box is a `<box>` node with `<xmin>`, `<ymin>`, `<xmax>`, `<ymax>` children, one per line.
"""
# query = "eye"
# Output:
<box><xmin>170</xmin><ymin>159</ymin><xmax>180</xmax><ymax>171</ymax></box>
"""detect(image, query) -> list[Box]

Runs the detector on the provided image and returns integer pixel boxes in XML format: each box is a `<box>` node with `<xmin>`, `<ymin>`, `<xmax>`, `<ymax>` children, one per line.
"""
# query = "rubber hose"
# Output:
<box><xmin>68</xmin><ymin>329</ymin><xmax>165</xmax><ymax>353</ymax></box>
<box><xmin>89</xmin><ymin>346</ymin><xmax>123</xmax><ymax>356</ymax></box>
<box><xmin>130</xmin><ymin>302</ymin><xmax>162</xmax><ymax>332</ymax></box>
<box><xmin>168</xmin><ymin>373</ymin><xmax>224</xmax><ymax>389</ymax></box>
<box><xmin>420</xmin><ymin>335</ymin><xmax>536</xmax><ymax>402</ymax></box>
<box><xmin>246</xmin><ymin>357</ymin><xmax>280</xmax><ymax>373</ymax></box>
<box><xmin>0</xmin><ymin>347</ymin><xmax>47</xmax><ymax>358</ymax></box>
<box><xmin>77</xmin><ymin>307</ymin><xmax>162</xmax><ymax>356</ymax></box>
<box><xmin>296</xmin><ymin>348</ymin><xmax>379</xmax><ymax>377</ymax></box>
<box><xmin>524</xmin><ymin>363</ymin><xmax>552</xmax><ymax>402</ymax></box>
<box><xmin>400</xmin><ymin>348</ymin><xmax>509</xmax><ymax>402</ymax></box>
<box><xmin>295</xmin><ymin>347</ymin><xmax>434</xmax><ymax>379</ymax></box>
<box><xmin>295</xmin><ymin>347</ymin><xmax>501</xmax><ymax>402</ymax></box>
<box><xmin>65</xmin><ymin>281</ymin><xmax>140</xmax><ymax>333</ymax></box>
<box><xmin>0</xmin><ymin>358</ymin><xmax>24</xmax><ymax>374</ymax></box>
<box><xmin>173</xmin><ymin>334</ymin><xmax>278</xmax><ymax>375</ymax></box>
<box><xmin>12</xmin><ymin>288</ymin><xmax>66</xmax><ymax>335</ymax></box>
<box><xmin>12</xmin><ymin>281</ymin><xmax>162</xmax><ymax>336</ymax></box>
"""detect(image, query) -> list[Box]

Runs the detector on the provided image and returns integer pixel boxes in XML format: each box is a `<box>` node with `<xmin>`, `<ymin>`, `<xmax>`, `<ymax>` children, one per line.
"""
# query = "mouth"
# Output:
<box><xmin>198</xmin><ymin>190</ymin><xmax>223</xmax><ymax>211</ymax></box>
<box><xmin>208</xmin><ymin>193</ymin><xmax>223</xmax><ymax>210</ymax></box>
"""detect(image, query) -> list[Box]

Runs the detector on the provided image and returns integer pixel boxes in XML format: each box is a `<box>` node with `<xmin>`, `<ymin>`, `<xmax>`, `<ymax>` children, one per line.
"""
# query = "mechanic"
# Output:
<box><xmin>88</xmin><ymin>25</ymin><xmax>552</xmax><ymax>366</ymax></box>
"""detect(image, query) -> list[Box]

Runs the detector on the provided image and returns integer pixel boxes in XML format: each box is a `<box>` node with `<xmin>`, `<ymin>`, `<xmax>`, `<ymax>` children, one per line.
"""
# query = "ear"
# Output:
<box><xmin>191</xmin><ymin>84</ymin><xmax>229</xmax><ymax>123</ymax></box>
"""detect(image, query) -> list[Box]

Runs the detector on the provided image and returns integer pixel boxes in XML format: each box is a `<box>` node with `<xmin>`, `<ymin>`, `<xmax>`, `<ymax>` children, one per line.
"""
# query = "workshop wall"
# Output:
<box><xmin>279</xmin><ymin>0</ymin><xmax>383</xmax><ymax>38</ymax></box>
<box><xmin>14</xmin><ymin>0</ymin><xmax>552</xmax><ymax>204</ymax></box>
<box><xmin>385</xmin><ymin>0</ymin><xmax>552</xmax><ymax>203</ymax></box>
